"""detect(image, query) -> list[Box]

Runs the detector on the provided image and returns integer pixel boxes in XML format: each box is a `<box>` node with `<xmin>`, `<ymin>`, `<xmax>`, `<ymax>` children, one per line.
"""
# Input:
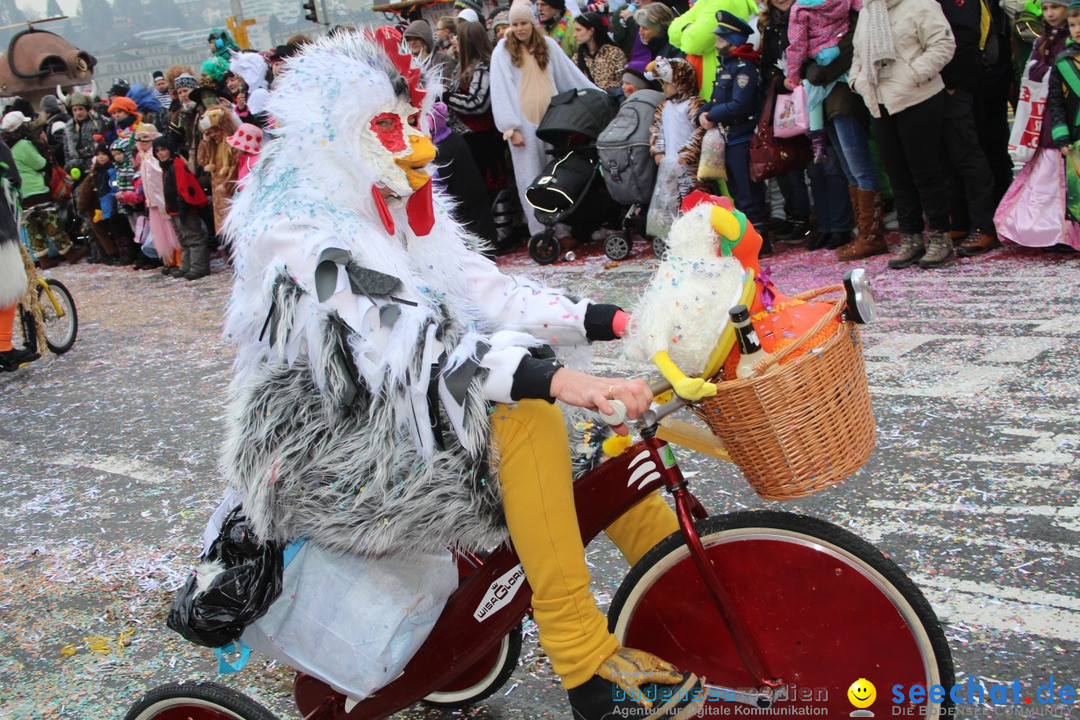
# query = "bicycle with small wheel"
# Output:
<box><xmin>15</xmin><ymin>242</ymin><xmax>78</xmax><ymax>360</ymax></box>
<box><xmin>125</xmin><ymin>276</ymin><xmax>954</xmax><ymax>720</ymax></box>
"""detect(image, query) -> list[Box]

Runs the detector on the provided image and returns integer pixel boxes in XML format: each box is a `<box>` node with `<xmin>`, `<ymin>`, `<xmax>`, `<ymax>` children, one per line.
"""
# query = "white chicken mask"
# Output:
<box><xmin>238</xmin><ymin>26</ymin><xmax>440</xmax><ymax>237</ymax></box>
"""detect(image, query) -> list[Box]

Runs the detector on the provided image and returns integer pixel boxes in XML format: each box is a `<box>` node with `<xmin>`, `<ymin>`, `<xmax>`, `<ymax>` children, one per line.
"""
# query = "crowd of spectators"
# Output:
<box><xmin>3</xmin><ymin>0</ymin><xmax>1079</xmax><ymax>284</ymax></box>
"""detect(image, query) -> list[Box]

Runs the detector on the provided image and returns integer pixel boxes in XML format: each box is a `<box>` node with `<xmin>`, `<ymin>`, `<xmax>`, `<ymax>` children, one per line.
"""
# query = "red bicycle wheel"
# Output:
<box><xmin>124</xmin><ymin>682</ymin><xmax>279</xmax><ymax>720</ymax></box>
<box><xmin>608</xmin><ymin>511</ymin><xmax>954</xmax><ymax>716</ymax></box>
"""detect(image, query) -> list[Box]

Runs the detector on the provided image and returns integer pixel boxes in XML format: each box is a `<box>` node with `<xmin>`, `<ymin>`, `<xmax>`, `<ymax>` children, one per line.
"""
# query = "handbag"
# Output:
<box><xmin>773</xmin><ymin>84</ymin><xmax>810</xmax><ymax>138</ymax></box>
<box><xmin>1008</xmin><ymin>60</ymin><xmax>1048</xmax><ymax>165</ymax></box>
<box><xmin>697</xmin><ymin>127</ymin><xmax>727</xmax><ymax>180</ymax></box>
<box><xmin>749</xmin><ymin>79</ymin><xmax>813</xmax><ymax>183</ymax></box>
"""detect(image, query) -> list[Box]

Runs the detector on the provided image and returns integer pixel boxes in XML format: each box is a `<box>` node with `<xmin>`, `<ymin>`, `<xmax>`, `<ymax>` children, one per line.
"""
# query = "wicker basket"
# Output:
<box><xmin>696</xmin><ymin>285</ymin><xmax>876</xmax><ymax>500</ymax></box>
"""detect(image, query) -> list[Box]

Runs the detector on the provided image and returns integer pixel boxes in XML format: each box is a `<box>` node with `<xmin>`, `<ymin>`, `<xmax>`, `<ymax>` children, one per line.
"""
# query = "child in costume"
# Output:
<box><xmin>154</xmin><ymin>136</ymin><xmax>211</xmax><ymax>280</ymax></box>
<box><xmin>195</xmin><ymin>106</ymin><xmax>239</xmax><ymax>245</ymax></box>
<box><xmin>648</xmin><ymin>57</ymin><xmax>706</xmax><ymax>201</ymax></box>
<box><xmin>133</xmin><ymin>124</ymin><xmax>182</xmax><ymax>273</ymax></box>
<box><xmin>785</xmin><ymin>0</ymin><xmax>860</xmax><ymax>163</ymax></box>
<box><xmin>225</xmin><ymin>122</ymin><xmax>262</xmax><ymax>184</ymax></box>
<box><xmin>91</xmin><ymin>144</ymin><xmax>135</xmax><ymax>264</ymax></box>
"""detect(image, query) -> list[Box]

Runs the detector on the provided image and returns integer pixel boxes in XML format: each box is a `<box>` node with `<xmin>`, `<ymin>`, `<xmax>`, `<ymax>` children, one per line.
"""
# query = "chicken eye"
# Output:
<box><xmin>407</xmin><ymin>114</ymin><xmax>419</xmax><ymax>128</ymax></box>
<box><xmin>376</xmin><ymin>117</ymin><xmax>396</xmax><ymax>131</ymax></box>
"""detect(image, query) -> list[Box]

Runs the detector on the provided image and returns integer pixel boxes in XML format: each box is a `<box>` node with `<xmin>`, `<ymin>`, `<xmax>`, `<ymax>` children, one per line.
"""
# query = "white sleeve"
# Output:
<box><xmin>491</xmin><ymin>43</ymin><xmax>525</xmax><ymax>134</ymax></box>
<box><xmin>462</xmin><ymin>251</ymin><xmax>594</xmax><ymax>348</ymax></box>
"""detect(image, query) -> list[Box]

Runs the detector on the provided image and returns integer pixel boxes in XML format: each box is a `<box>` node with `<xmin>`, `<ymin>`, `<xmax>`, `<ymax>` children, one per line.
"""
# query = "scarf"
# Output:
<box><xmin>856</xmin><ymin>0</ymin><xmax>896</xmax><ymax>118</ymax></box>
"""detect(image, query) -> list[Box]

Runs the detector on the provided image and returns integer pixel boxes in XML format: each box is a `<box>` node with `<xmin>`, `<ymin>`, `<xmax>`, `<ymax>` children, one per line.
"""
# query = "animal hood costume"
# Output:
<box><xmin>221</xmin><ymin>29</ymin><xmax>602</xmax><ymax>557</ymax></box>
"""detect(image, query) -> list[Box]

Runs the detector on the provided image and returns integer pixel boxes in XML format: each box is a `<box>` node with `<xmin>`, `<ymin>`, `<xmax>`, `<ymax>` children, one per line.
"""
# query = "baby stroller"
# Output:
<box><xmin>524</xmin><ymin>89</ymin><xmax>621</xmax><ymax>264</ymax></box>
<box><xmin>596</xmin><ymin>88</ymin><xmax>667</xmax><ymax>261</ymax></box>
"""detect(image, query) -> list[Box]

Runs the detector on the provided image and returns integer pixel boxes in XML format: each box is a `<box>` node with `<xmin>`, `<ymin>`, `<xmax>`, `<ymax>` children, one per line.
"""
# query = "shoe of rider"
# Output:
<box><xmin>567</xmin><ymin>647</ymin><xmax>705</xmax><ymax>720</ymax></box>
<box><xmin>0</xmin><ymin>346</ymin><xmax>40</xmax><ymax>371</ymax></box>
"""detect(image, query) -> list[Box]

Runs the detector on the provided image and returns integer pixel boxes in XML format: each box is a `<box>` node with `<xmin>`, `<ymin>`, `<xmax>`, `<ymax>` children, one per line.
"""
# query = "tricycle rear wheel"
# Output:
<box><xmin>124</xmin><ymin>681</ymin><xmax>279</xmax><ymax>720</ymax></box>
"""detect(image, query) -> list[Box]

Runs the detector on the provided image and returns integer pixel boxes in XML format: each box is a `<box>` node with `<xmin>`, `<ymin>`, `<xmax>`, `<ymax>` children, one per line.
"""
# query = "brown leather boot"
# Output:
<box><xmin>837</xmin><ymin>189</ymin><xmax>887</xmax><ymax>261</ymax></box>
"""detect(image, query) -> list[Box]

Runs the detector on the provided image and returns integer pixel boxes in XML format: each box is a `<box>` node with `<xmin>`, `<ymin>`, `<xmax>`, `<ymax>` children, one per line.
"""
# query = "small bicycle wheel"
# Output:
<box><xmin>124</xmin><ymin>681</ymin><xmax>279</xmax><ymax>720</ymax></box>
<box><xmin>36</xmin><ymin>278</ymin><xmax>78</xmax><ymax>354</ymax></box>
<box><xmin>609</xmin><ymin>511</ymin><xmax>954</xmax><ymax>716</ymax></box>
<box><xmin>604</xmin><ymin>232</ymin><xmax>632</xmax><ymax>261</ymax></box>
<box><xmin>423</xmin><ymin>620</ymin><xmax>523</xmax><ymax>709</ymax></box>
<box><xmin>528</xmin><ymin>231</ymin><xmax>560</xmax><ymax>265</ymax></box>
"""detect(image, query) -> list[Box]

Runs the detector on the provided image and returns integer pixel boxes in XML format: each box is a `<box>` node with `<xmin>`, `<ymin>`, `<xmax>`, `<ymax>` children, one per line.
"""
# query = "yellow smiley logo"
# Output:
<box><xmin>847</xmin><ymin>678</ymin><xmax>877</xmax><ymax>709</ymax></box>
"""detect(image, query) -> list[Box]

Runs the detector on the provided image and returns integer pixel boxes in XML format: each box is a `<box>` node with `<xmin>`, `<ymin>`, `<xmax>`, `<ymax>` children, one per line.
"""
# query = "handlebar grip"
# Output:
<box><xmin>599</xmin><ymin>399</ymin><xmax>627</xmax><ymax>426</ymax></box>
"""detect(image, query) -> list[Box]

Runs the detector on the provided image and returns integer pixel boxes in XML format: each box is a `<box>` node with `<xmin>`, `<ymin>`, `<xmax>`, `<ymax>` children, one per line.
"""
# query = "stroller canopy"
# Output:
<box><xmin>536</xmin><ymin>88</ymin><xmax>619</xmax><ymax>146</ymax></box>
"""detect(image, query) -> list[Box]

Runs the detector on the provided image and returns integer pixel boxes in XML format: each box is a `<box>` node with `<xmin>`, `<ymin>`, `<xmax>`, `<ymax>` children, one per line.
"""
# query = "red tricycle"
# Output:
<box><xmin>125</xmin><ymin>274</ymin><xmax>953</xmax><ymax>719</ymax></box>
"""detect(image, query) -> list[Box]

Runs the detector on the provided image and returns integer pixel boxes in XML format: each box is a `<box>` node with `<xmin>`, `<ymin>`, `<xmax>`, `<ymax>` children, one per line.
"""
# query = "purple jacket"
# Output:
<box><xmin>786</xmin><ymin>0</ymin><xmax>861</xmax><ymax>84</ymax></box>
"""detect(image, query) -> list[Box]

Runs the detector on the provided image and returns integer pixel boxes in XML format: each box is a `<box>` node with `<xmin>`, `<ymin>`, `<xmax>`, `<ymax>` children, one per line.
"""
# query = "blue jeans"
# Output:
<box><xmin>807</xmin><ymin>148</ymin><xmax>853</xmax><ymax>233</ymax></box>
<box><xmin>826</xmin><ymin>113</ymin><xmax>879</xmax><ymax>192</ymax></box>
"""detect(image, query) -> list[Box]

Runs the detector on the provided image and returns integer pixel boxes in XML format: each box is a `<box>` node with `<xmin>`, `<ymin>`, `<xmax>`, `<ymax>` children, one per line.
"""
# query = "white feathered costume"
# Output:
<box><xmin>221</xmin><ymin>29</ymin><xmax>602</xmax><ymax>557</ymax></box>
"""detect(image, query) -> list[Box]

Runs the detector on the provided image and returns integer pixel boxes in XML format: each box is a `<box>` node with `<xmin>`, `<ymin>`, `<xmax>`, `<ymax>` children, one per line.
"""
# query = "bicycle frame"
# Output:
<box><xmin>35</xmin><ymin>277</ymin><xmax>66</xmax><ymax>317</ymax></box>
<box><xmin>294</xmin><ymin>435</ymin><xmax>780</xmax><ymax>720</ymax></box>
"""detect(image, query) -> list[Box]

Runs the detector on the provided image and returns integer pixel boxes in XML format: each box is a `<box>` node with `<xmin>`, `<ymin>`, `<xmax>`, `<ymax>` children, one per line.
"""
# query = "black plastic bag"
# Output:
<box><xmin>167</xmin><ymin>508</ymin><xmax>285</xmax><ymax>648</ymax></box>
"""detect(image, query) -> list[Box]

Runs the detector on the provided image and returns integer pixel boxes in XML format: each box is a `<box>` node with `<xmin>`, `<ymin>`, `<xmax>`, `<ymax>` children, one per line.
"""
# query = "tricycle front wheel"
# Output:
<box><xmin>609</xmin><ymin>511</ymin><xmax>954</xmax><ymax>716</ymax></box>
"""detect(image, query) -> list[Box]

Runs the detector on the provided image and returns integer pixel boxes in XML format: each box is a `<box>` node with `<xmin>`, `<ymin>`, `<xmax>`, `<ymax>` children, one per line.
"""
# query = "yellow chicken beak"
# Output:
<box><xmin>395</xmin><ymin>134</ymin><xmax>436</xmax><ymax>191</ymax></box>
<box><xmin>710</xmin><ymin>206</ymin><xmax>742</xmax><ymax>242</ymax></box>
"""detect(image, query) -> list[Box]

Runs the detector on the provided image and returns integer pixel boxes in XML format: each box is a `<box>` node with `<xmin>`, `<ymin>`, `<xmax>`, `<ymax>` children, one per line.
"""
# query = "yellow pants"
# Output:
<box><xmin>492</xmin><ymin>400</ymin><xmax>680</xmax><ymax>689</ymax></box>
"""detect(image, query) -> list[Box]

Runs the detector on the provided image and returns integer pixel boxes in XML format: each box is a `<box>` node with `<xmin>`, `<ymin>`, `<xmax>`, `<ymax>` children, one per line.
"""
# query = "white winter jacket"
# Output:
<box><xmin>850</xmin><ymin>0</ymin><xmax>956</xmax><ymax>117</ymax></box>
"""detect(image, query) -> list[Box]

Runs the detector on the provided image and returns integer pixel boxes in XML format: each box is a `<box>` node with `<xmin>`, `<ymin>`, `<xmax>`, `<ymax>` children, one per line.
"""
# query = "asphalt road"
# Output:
<box><xmin>0</xmin><ymin>240</ymin><xmax>1077</xmax><ymax>720</ymax></box>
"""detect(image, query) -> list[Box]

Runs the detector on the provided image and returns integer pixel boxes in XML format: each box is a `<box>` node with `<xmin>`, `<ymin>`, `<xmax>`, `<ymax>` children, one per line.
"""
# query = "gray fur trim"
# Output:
<box><xmin>220</xmin><ymin>336</ymin><xmax>507</xmax><ymax>558</ymax></box>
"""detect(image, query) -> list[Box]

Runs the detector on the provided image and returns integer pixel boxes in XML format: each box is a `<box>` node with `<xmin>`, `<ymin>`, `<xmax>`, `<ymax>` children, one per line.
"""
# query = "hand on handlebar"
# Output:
<box><xmin>549</xmin><ymin>368</ymin><xmax>652</xmax><ymax>436</ymax></box>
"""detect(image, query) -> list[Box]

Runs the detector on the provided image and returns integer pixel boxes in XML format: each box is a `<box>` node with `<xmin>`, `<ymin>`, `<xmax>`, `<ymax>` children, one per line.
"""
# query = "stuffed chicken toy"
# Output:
<box><xmin>625</xmin><ymin>191</ymin><xmax>836</xmax><ymax>401</ymax></box>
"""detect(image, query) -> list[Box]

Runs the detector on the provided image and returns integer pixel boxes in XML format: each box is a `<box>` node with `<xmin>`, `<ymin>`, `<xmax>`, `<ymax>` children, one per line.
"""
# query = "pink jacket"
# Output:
<box><xmin>786</xmin><ymin>0</ymin><xmax>860</xmax><ymax>84</ymax></box>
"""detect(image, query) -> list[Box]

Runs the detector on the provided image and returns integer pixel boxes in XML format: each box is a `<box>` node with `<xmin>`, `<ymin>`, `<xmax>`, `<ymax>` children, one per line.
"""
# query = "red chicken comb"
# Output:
<box><xmin>368</xmin><ymin>26</ymin><xmax>427</xmax><ymax>108</ymax></box>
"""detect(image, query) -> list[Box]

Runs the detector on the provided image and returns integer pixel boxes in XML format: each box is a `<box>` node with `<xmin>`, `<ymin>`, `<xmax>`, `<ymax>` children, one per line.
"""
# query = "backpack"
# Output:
<box><xmin>597</xmin><ymin>89</ymin><xmax>664</xmax><ymax>207</ymax></box>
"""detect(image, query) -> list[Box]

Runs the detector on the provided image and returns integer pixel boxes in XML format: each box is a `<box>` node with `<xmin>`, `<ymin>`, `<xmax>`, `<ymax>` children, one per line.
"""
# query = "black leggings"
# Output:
<box><xmin>871</xmin><ymin>91</ymin><xmax>951</xmax><ymax>234</ymax></box>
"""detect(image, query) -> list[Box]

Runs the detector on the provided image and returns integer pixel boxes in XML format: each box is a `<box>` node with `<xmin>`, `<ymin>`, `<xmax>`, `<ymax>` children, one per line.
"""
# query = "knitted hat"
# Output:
<box><xmin>109</xmin><ymin>79</ymin><xmax>130</xmax><ymax>97</ymax></box>
<box><xmin>488</xmin><ymin>5</ymin><xmax>510</xmax><ymax>20</ymax></box>
<box><xmin>108</xmin><ymin>96</ymin><xmax>138</xmax><ymax>115</ymax></box>
<box><xmin>40</xmin><ymin>95</ymin><xmax>60</xmax><ymax>113</ymax></box>
<box><xmin>152</xmin><ymin>70</ymin><xmax>165</xmax><ymax>81</ymax></box>
<box><xmin>94</xmin><ymin>142</ymin><xmax>111</xmax><ymax>156</ymax></box>
<box><xmin>1050</xmin><ymin>0</ymin><xmax>1071</xmax><ymax>6</ymax></box>
<box><xmin>151</xmin><ymin>135</ymin><xmax>174</xmax><ymax>154</ymax></box>
<box><xmin>492</xmin><ymin>15</ymin><xmax>510</xmax><ymax>28</ymax></box>
<box><xmin>226</xmin><ymin>122</ymin><xmax>263</xmax><ymax>154</ymax></box>
<box><xmin>457</xmin><ymin>8</ymin><xmax>480</xmax><ymax>22</ymax></box>
<box><xmin>110</xmin><ymin>138</ymin><xmax>128</xmax><ymax>153</ymax></box>
<box><xmin>454</xmin><ymin>0</ymin><xmax>483</xmax><ymax>13</ymax></box>
<box><xmin>538</xmin><ymin>0</ymin><xmax>567</xmax><ymax>13</ymax></box>
<box><xmin>0</xmin><ymin>111</ymin><xmax>29</xmax><ymax>132</ymax></box>
<box><xmin>621</xmin><ymin>69</ymin><xmax>650</xmax><ymax>91</ymax></box>
<box><xmin>713</xmin><ymin>10</ymin><xmax>752</xmax><ymax>46</ymax></box>
<box><xmin>508</xmin><ymin>0</ymin><xmax>536</xmax><ymax>24</ymax></box>
<box><xmin>634</xmin><ymin>3</ymin><xmax>675</xmax><ymax>32</ymax></box>
<box><xmin>174</xmin><ymin>73</ymin><xmax>198</xmax><ymax>90</ymax></box>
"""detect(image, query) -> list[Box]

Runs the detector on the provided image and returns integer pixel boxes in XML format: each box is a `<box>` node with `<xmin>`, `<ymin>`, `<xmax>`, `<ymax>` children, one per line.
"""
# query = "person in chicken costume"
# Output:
<box><xmin>220</xmin><ymin>29</ymin><xmax>703</xmax><ymax>720</ymax></box>
<box><xmin>626</xmin><ymin>191</ymin><xmax>835</xmax><ymax>400</ymax></box>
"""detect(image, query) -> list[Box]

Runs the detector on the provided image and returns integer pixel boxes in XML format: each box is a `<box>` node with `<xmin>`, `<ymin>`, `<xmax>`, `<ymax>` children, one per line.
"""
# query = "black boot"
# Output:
<box><xmin>0</xmin><ymin>347</ymin><xmax>40</xmax><ymax>372</ymax></box>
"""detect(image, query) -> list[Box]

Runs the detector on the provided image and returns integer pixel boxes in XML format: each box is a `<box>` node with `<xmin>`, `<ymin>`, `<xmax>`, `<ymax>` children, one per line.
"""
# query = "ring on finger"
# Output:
<box><xmin>607</xmin><ymin>384</ymin><xmax>616</xmax><ymax>399</ymax></box>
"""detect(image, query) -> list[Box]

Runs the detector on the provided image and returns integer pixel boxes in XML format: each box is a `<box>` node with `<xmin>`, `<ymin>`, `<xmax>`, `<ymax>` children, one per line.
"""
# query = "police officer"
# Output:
<box><xmin>698</xmin><ymin>10</ymin><xmax>768</xmax><ymax>236</ymax></box>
